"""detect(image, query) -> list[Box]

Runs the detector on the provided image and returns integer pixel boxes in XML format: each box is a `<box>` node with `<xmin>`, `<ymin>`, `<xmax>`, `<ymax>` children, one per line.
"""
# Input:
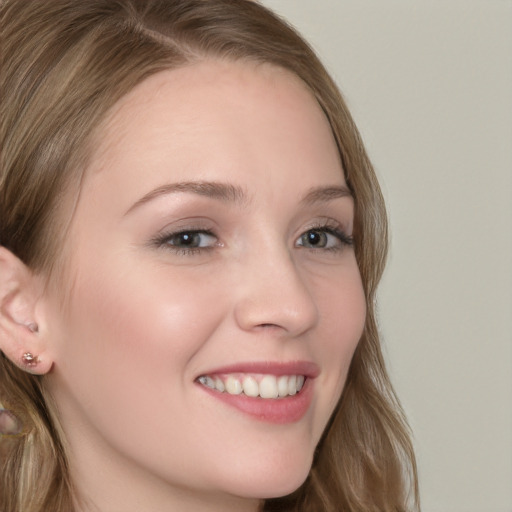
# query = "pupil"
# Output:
<box><xmin>179</xmin><ymin>233</ymin><xmax>196</xmax><ymax>246</ymax></box>
<box><xmin>308</xmin><ymin>231</ymin><xmax>321</xmax><ymax>245</ymax></box>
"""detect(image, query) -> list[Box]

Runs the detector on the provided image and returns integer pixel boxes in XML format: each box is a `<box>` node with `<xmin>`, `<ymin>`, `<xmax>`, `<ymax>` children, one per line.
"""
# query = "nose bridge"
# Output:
<box><xmin>233</xmin><ymin>237</ymin><xmax>319</xmax><ymax>336</ymax></box>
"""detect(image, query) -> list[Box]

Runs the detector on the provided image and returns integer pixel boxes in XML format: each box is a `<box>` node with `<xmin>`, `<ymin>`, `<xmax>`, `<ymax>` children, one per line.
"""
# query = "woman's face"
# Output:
<box><xmin>43</xmin><ymin>60</ymin><xmax>366</xmax><ymax>510</ymax></box>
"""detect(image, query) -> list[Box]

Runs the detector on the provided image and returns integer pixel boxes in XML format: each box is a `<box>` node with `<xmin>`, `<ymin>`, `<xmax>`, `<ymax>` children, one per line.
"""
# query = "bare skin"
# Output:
<box><xmin>16</xmin><ymin>60</ymin><xmax>365</xmax><ymax>511</ymax></box>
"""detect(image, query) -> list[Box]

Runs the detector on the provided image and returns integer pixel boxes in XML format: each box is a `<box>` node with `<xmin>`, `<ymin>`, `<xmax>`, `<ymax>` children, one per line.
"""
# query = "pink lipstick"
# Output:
<box><xmin>195</xmin><ymin>361</ymin><xmax>318</xmax><ymax>424</ymax></box>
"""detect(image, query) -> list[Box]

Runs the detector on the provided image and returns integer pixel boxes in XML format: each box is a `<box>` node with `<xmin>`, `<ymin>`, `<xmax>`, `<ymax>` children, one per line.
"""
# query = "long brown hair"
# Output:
<box><xmin>0</xmin><ymin>1</ymin><xmax>419</xmax><ymax>510</ymax></box>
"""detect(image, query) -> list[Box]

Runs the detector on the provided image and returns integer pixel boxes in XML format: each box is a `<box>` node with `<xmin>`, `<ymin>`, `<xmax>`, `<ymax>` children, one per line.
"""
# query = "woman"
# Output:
<box><xmin>0</xmin><ymin>1</ymin><xmax>419</xmax><ymax>511</ymax></box>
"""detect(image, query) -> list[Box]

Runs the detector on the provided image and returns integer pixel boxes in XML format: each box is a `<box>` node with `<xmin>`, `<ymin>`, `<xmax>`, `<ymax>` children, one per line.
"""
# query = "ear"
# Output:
<box><xmin>0</xmin><ymin>246</ymin><xmax>53</xmax><ymax>375</ymax></box>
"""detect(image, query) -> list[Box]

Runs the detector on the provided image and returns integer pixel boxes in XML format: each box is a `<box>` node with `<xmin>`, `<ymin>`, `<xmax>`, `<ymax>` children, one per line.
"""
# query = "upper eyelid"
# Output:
<box><xmin>299</xmin><ymin>218</ymin><xmax>351</xmax><ymax>235</ymax></box>
<box><xmin>150</xmin><ymin>218</ymin><xmax>218</xmax><ymax>238</ymax></box>
<box><xmin>151</xmin><ymin>215</ymin><xmax>351</xmax><ymax>238</ymax></box>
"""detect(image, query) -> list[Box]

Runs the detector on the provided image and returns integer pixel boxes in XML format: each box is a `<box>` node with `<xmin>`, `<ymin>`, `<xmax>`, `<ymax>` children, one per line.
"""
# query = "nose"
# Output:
<box><xmin>233</xmin><ymin>245</ymin><xmax>319</xmax><ymax>337</ymax></box>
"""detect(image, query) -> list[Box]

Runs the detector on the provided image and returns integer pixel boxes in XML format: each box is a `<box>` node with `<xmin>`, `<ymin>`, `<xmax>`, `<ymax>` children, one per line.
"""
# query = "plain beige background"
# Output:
<box><xmin>262</xmin><ymin>1</ymin><xmax>512</xmax><ymax>511</ymax></box>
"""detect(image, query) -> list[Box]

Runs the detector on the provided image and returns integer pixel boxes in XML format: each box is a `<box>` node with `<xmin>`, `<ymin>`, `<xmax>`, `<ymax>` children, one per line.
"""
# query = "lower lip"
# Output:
<box><xmin>197</xmin><ymin>378</ymin><xmax>314</xmax><ymax>424</ymax></box>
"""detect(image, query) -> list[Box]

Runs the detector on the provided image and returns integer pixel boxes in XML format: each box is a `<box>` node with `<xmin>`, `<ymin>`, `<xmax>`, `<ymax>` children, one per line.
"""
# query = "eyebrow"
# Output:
<box><xmin>124</xmin><ymin>181</ymin><xmax>248</xmax><ymax>215</ymax></box>
<box><xmin>300</xmin><ymin>185</ymin><xmax>353</xmax><ymax>205</ymax></box>
<box><xmin>124</xmin><ymin>181</ymin><xmax>352</xmax><ymax>216</ymax></box>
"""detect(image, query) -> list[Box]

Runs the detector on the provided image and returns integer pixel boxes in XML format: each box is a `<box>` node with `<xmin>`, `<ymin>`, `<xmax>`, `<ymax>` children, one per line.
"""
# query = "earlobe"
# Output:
<box><xmin>0</xmin><ymin>247</ymin><xmax>52</xmax><ymax>374</ymax></box>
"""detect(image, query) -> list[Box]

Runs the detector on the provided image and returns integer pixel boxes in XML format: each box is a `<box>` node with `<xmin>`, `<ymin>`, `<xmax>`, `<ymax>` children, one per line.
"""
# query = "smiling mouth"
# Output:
<box><xmin>196</xmin><ymin>373</ymin><xmax>306</xmax><ymax>399</ymax></box>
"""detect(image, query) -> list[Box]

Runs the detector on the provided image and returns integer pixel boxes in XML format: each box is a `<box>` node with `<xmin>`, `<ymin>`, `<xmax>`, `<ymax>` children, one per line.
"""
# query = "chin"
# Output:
<box><xmin>219</xmin><ymin>452</ymin><xmax>313</xmax><ymax>500</ymax></box>
<box><xmin>259</xmin><ymin>471</ymin><xmax>310</xmax><ymax>500</ymax></box>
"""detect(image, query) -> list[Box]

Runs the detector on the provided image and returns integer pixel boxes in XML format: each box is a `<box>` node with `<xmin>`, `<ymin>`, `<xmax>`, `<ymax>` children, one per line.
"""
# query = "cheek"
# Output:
<box><xmin>70</xmin><ymin>249</ymin><xmax>220</xmax><ymax>342</ymax></box>
<box><xmin>50</xmin><ymin>254</ymin><xmax>224</xmax><ymax>431</ymax></box>
<box><xmin>311</xmin><ymin>264</ymin><xmax>366</xmax><ymax>417</ymax></box>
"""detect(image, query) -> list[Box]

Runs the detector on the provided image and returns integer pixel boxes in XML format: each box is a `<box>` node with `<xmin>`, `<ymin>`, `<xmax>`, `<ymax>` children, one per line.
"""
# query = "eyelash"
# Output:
<box><xmin>150</xmin><ymin>228</ymin><xmax>218</xmax><ymax>256</ymax></box>
<box><xmin>297</xmin><ymin>223</ymin><xmax>354</xmax><ymax>252</ymax></box>
<box><xmin>151</xmin><ymin>223</ymin><xmax>353</xmax><ymax>255</ymax></box>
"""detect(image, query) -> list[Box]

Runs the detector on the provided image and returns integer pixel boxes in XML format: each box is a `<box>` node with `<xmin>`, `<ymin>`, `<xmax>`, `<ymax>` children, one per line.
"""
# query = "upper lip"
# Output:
<box><xmin>197</xmin><ymin>361</ymin><xmax>320</xmax><ymax>379</ymax></box>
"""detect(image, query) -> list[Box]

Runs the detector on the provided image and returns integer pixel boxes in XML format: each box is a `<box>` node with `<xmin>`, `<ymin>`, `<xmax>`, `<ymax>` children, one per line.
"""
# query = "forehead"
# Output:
<box><xmin>79</xmin><ymin>59</ymin><xmax>346</xmax><ymax>214</ymax></box>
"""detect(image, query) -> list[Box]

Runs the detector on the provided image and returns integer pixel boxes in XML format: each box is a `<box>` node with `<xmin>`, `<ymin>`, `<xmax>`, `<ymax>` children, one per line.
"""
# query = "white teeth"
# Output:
<box><xmin>199</xmin><ymin>373</ymin><xmax>306</xmax><ymax>399</ymax></box>
<box><xmin>225</xmin><ymin>376</ymin><xmax>242</xmax><ymax>395</ymax></box>
<box><xmin>296</xmin><ymin>375</ymin><xmax>305</xmax><ymax>392</ymax></box>
<box><xmin>214</xmin><ymin>377</ymin><xmax>225</xmax><ymax>392</ymax></box>
<box><xmin>259</xmin><ymin>375</ymin><xmax>278</xmax><ymax>399</ymax></box>
<box><xmin>288</xmin><ymin>375</ymin><xmax>297</xmax><ymax>396</ymax></box>
<box><xmin>198</xmin><ymin>376</ymin><xmax>215</xmax><ymax>389</ymax></box>
<box><xmin>277</xmin><ymin>376</ymin><xmax>289</xmax><ymax>397</ymax></box>
<box><xmin>242</xmin><ymin>376</ymin><xmax>259</xmax><ymax>397</ymax></box>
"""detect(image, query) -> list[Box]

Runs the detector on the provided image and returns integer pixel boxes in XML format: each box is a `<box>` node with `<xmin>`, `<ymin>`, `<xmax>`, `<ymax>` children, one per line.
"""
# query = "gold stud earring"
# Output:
<box><xmin>22</xmin><ymin>352</ymin><xmax>39</xmax><ymax>367</ymax></box>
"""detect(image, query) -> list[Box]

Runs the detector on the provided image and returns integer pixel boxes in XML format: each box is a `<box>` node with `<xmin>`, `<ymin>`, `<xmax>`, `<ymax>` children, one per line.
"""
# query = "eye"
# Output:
<box><xmin>296</xmin><ymin>226</ymin><xmax>353</xmax><ymax>251</ymax></box>
<box><xmin>154</xmin><ymin>229</ymin><xmax>218</xmax><ymax>252</ymax></box>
